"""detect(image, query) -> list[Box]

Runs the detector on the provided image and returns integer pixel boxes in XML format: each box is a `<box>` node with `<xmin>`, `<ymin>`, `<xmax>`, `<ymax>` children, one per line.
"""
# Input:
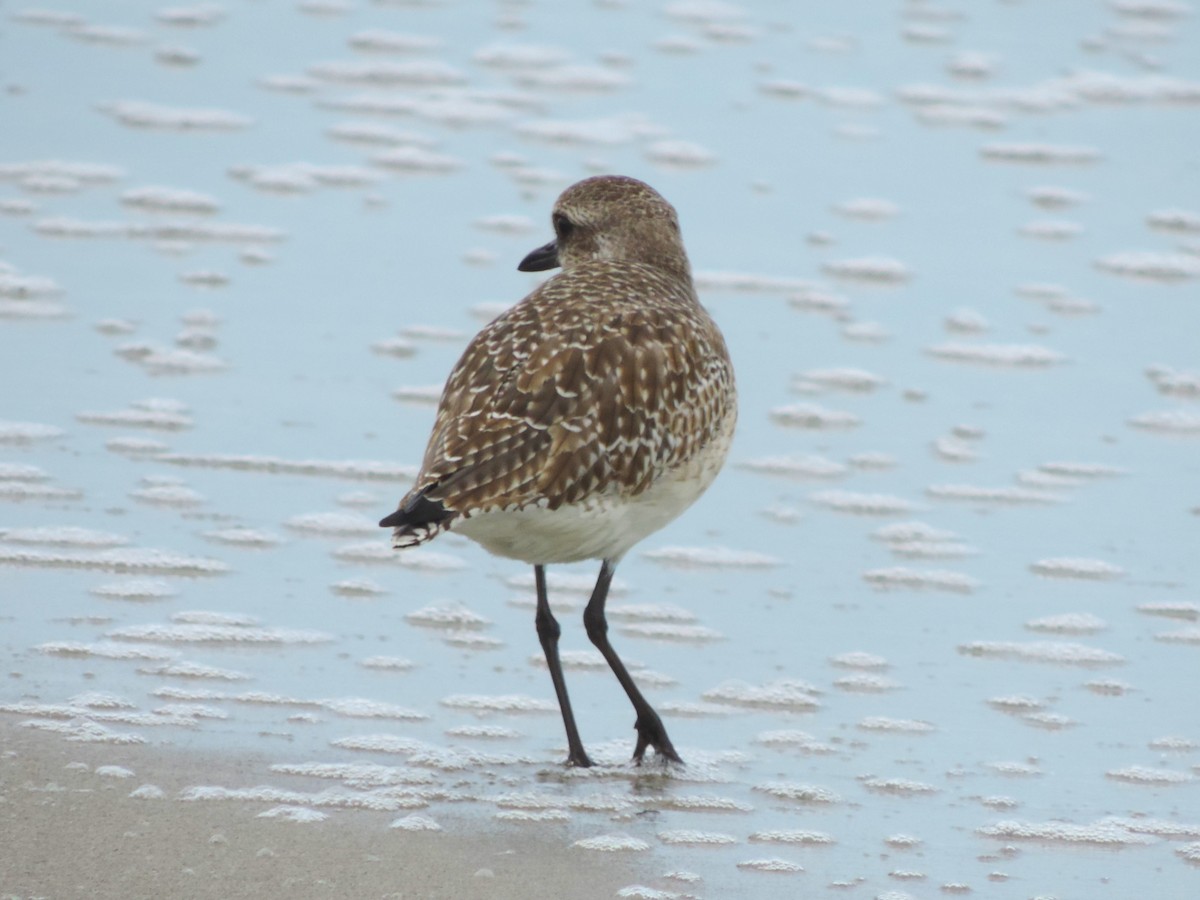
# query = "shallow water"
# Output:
<box><xmin>3</xmin><ymin>0</ymin><xmax>1199</xmax><ymax>896</ymax></box>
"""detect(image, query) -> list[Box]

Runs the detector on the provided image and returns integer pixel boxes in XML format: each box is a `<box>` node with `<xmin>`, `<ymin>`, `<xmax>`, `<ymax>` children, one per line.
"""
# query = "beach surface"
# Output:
<box><xmin>0</xmin><ymin>721</ymin><xmax>645</xmax><ymax>900</ymax></box>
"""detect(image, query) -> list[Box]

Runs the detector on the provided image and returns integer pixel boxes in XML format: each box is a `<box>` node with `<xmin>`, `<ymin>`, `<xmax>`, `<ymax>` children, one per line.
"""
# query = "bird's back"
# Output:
<box><xmin>391</xmin><ymin>259</ymin><xmax>735</xmax><ymax>557</ymax></box>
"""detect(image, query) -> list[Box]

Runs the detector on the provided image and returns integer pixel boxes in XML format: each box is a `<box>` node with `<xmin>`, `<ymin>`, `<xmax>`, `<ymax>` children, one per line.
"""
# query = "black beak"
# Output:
<box><xmin>517</xmin><ymin>239</ymin><xmax>559</xmax><ymax>272</ymax></box>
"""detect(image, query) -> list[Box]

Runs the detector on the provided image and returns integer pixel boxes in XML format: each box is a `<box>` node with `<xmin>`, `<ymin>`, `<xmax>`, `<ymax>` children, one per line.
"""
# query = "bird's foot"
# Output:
<box><xmin>631</xmin><ymin>711</ymin><xmax>683</xmax><ymax>766</ymax></box>
<box><xmin>565</xmin><ymin>749</ymin><xmax>594</xmax><ymax>768</ymax></box>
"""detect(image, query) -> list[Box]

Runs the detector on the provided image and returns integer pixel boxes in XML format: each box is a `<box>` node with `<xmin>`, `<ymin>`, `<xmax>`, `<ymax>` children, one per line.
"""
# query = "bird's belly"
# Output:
<box><xmin>453</xmin><ymin>421</ymin><xmax>734</xmax><ymax>565</ymax></box>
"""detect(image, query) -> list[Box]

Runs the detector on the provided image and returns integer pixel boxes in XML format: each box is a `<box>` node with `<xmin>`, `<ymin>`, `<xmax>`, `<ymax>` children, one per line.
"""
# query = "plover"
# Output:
<box><xmin>381</xmin><ymin>175</ymin><xmax>736</xmax><ymax>767</ymax></box>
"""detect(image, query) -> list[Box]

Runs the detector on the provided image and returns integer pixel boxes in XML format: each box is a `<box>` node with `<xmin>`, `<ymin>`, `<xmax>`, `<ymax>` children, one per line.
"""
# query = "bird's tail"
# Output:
<box><xmin>379</xmin><ymin>487</ymin><xmax>455</xmax><ymax>550</ymax></box>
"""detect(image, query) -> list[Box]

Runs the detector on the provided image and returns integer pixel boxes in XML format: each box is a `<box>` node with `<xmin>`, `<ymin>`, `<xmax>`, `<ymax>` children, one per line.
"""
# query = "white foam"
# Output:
<box><xmin>442</xmin><ymin>632</ymin><xmax>503</xmax><ymax>650</ymax></box>
<box><xmin>37</xmin><ymin>641</ymin><xmax>176</xmax><ymax>661</ymax></box>
<box><xmin>1148</xmin><ymin>208</ymin><xmax>1200</xmax><ymax>233</ymax></box>
<box><xmin>121</xmin><ymin>186</ymin><xmax>218</xmax><ymax>214</ymax></box>
<box><xmin>927</xmin><ymin>483</ymin><xmax>1063</xmax><ymax>504</ymax></box>
<box><xmin>105</xmin><ymin>437</ymin><xmax>168</xmax><ymax>456</ymax></box>
<box><xmin>1080</xmin><ymin>683</ymin><xmax>1130</xmax><ymax>699</ymax></box>
<box><xmin>529</xmin><ymin>649</ymin><xmax>609</xmax><ymax>670</ymax></box>
<box><xmin>173</xmin><ymin>611</ymin><xmax>258</xmax><ymax>627</ymax></box>
<box><xmin>981</xmin><ymin>142</ymin><xmax>1101</xmax><ymax>164</ymax></box>
<box><xmin>1019</xmin><ymin>219</ymin><xmax>1083</xmax><ymax>240</ymax></box>
<box><xmin>703</xmin><ymin>679</ymin><xmax>820</xmax><ymax>711</ymax></box>
<box><xmin>1029</xmin><ymin>558</ymin><xmax>1125</xmax><ymax>580</ymax></box>
<box><xmin>926</xmin><ymin>341</ymin><xmax>1065</xmax><ymax>367</ymax></box>
<box><xmin>439</xmin><ymin>694</ymin><xmax>556</xmax><ymax>714</ymax></box>
<box><xmin>959</xmin><ymin>640</ymin><xmax>1124</xmax><ymax>666</ymax></box>
<box><xmin>0</xmin><ymin>482</ymin><xmax>82</xmax><ymax>501</ymax></box>
<box><xmin>695</xmin><ymin>271</ymin><xmax>819</xmax><ymax>293</ymax></box>
<box><xmin>92</xmin><ymin>579</ymin><xmax>177</xmax><ymax>601</ymax></box>
<box><xmin>161</xmin><ymin>453</ymin><xmax>416</xmax><ymax>481</ymax></box>
<box><xmin>391</xmin><ymin>385</ymin><xmax>444</xmax><ymax>404</ymax></box>
<box><xmin>406</xmin><ymin>603</ymin><xmax>490</xmax><ymax>629</ymax></box>
<box><xmin>642</xmin><ymin>794</ymin><xmax>752</xmax><ymax>812</ymax></box>
<box><xmin>842</xmin><ymin>320</ymin><xmax>890</xmax><ymax>342</ymax></box>
<box><xmin>0</xmin><ymin>420</ymin><xmax>65</xmax><ymax>443</ymax></box>
<box><xmin>641</xmin><ymin>545</ymin><xmax>781</xmax><ymax>568</ymax></box>
<box><xmin>1137</xmin><ymin>601</ymin><xmax>1200</xmax><ymax>621</ymax></box>
<box><xmin>390</xmin><ymin>813</ymin><xmax>442</xmax><ymax>831</ymax></box>
<box><xmin>369</xmin><ymin>145</ymin><xmax>465</xmax><ymax>174</ymax></box>
<box><xmin>658</xmin><ymin>829</ymin><xmax>737</xmax><ymax>846</ymax></box>
<box><xmin>645</xmin><ymin>140</ymin><xmax>717</xmax><ymax>167</ymax></box>
<box><xmin>23</xmin><ymin>719</ymin><xmax>146</xmax><ymax>744</ymax></box>
<box><xmin>830</xmin><ymin>651</ymin><xmax>890</xmax><ymax>669</ymax></box>
<box><xmin>258</xmin><ymin>805</ymin><xmax>329</xmax><ymax>823</ymax></box>
<box><xmin>1097</xmin><ymin>251</ymin><xmax>1200</xmax><ymax>281</ymax></box>
<box><xmin>822</xmin><ymin>257</ymin><xmax>911</xmax><ymax>282</ymax></box>
<box><xmin>284</xmin><ymin>511</ymin><xmax>377</xmax><ymax>537</ymax></box>
<box><xmin>749</xmin><ymin>828</ymin><xmax>834</xmax><ymax>845</ymax></box>
<box><xmin>736</xmin><ymin>858</ymin><xmax>805</xmax><ymax>873</ymax></box>
<box><xmin>1026</xmin><ymin>612</ymin><xmax>1107</xmax><ymax>633</ymax></box>
<box><xmin>131</xmin><ymin>484</ymin><xmax>205</xmax><ymax>507</ymax></box>
<box><xmin>360</xmin><ymin>655</ymin><xmax>416</xmax><ymax>672</ymax></box>
<box><xmin>608</xmin><ymin>603</ymin><xmax>694</xmax><ymax>623</ymax></box>
<box><xmin>873</xmin><ymin>521</ymin><xmax>959</xmax><ymax>544</ymax></box>
<box><xmin>1147</xmin><ymin>366</ymin><xmax>1200</xmax><ymax>399</ymax></box>
<box><xmin>572</xmin><ymin>834</ymin><xmax>650</xmax><ymax>852</ymax></box>
<box><xmin>77</xmin><ymin>404</ymin><xmax>193</xmax><ymax>430</ymax></box>
<box><xmin>347</xmin><ymin>28</ymin><xmax>441</xmax><ymax>52</ymax></box>
<box><xmin>739</xmin><ymin>453</ymin><xmax>844</xmax><ymax>482</ymax></box>
<box><xmin>834</xmin><ymin>673</ymin><xmax>902</xmax><ymax>692</ymax></box>
<box><xmin>181</xmin><ymin>783</ymin><xmax>428</xmax><ymax>811</ymax></box>
<box><xmin>514</xmin><ymin>64</ymin><xmax>630</xmax><ymax>92</ymax></box>
<box><xmin>1155</xmin><ymin>627</ymin><xmax>1200</xmax><ymax>645</ymax></box>
<box><xmin>497</xmin><ymin>809</ymin><xmax>570</xmax><ymax>823</ymax></box>
<box><xmin>517</xmin><ymin>115</ymin><xmax>656</xmax><ymax>147</ymax></box>
<box><xmin>333</xmin><ymin>543</ymin><xmax>466</xmax><ymax>570</ymax></box>
<box><xmin>862</xmin><ymin>777</ymin><xmax>938</xmax><ymax>796</ymax></box>
<box><xmin>618</xmin><ymin>623</ymin><xmax>724</xmax><ymax>643</ymax></box>
<box><xmin>1128</xmin><ymin>409</ymin><xmax>1200</xmax><ymax>434</ymax></box>
<box><xmin>100</xmin><ymin>100</ymin><xmax>252</xmax><ymax>131</ymax></box>
<box><xmin>0</xmin><ymin>546</ymin><xmax>227</xmax><ymax>575</ymax></box>
<box><xmin>832</xmin><ymin>197</ymin><xmax>899</xmax><ymax>220</ymax></box>
<box><xmin>447</xmin><ymin>724</ymin><xmax>520</xmax><ymax>740</ymax></box>
<box><xmin>308</xmin><ymin>58</ymin><xmax>465</xmax><ymax>87</ymax></box>
<box><xmin>850</xmin><ymin>451</ymin><xmax>897</xmax><ymax>469</ymax></box>
<box><xmin>201</xmin><ymin>527</ymin><xmax>283</xmax><ymax>548</ymax></box>
<box><xmin>269</xmin><ymin>762</ymin><xmax>433</xmax><ymax>787</ymax></box>
<box><xmin>888</xmin><ymin>540</ymin><xmax>977</xmax><ymax>560</ymax></box>
<box><xmin>321</xmin><ymin>698</ymin><xmax>427</xmax><ymax>720</ymax></box>
<box><xmin>812</xmin><ymin>490</ymin><xmax>914</xmax><ymax>515</ymax></box>
<box><xmin>140</xmin><ymin>660</ymin><xmax>249</xmax><ymax>680</ymax></box>
<box><xmin>798</xmin><ymin>367</ymin><xmax>886</xmax><ymax>392</ymax></box>
<box><xmin>752</xmin><ymin>782</ymin><xmax>840</xmax><ymax>804</ymax></box>
<box><xmin>858</xmin><ymin>717</ymin><xmax>935</xmax><ymax>734</ymax></box>
<box><xmin>978</xmin><ymin>819</ymin><xmax>1156</xmax><ymax>845</ymax></box>
<box><xmin>0</xmin><ymin>526</ymin><xmax>125</xmax><ymax>547</ymax></box>
<box><xmin>107</xmin><ymin>623</ymin><xmax>331</xmax><ymax>644</ymax></box>
<box><xmin>331</xmin><ymin>578</ymin><xmax>386</xmax><ymax>597</ymax></box>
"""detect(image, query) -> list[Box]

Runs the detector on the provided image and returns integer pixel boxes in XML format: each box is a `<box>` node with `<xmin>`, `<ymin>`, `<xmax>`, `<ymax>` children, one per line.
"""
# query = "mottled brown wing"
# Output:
<box><xmin>414</xmin><ymin>263</ymin><xmax>732</xmax><ymax>518</ymax></box>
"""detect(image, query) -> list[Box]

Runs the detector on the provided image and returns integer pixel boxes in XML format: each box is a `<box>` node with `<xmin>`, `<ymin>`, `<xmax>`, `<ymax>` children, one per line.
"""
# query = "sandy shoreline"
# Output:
<box><xmin>0</xmin><ymin>721</ymin><xmax>651</xmax><ymax>899</ymax></box>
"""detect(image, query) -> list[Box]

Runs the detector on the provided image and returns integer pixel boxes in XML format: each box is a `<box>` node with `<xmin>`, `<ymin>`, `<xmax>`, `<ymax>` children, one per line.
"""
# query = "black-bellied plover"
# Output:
<box><xmin>381</xmin><ymin>175</ymin><xmax>736</xmax><ymax>767</ymax></box>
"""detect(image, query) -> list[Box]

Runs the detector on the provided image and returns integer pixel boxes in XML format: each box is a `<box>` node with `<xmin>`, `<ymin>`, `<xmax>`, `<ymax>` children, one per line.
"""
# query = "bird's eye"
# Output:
<box><xmin>553</xmin><ymin>213</ymin><xmax>574</xmax><ymax>238</ymax></box>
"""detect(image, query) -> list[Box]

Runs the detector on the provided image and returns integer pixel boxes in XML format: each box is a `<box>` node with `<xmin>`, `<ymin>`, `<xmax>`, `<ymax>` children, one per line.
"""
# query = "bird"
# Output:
<box><xmin>380</xmin><ymin>174</ymin><xmax>736</xmax><ymax>767</ymax></box>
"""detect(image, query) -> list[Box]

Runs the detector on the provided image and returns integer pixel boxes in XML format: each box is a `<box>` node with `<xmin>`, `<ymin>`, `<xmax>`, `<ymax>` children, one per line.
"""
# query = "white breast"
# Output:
<box><xmin>453</xmin><ymin>415</ymin><xmax>735</xmax><ymax>565</ymax></box>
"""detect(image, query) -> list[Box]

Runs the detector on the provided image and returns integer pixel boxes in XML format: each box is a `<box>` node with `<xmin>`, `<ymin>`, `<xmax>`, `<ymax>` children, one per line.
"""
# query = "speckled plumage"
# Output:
<box><xmin>381</xmin><ymin>175</ymin><xmax>736</xmax><ymax>767</ymax></box>
<box><xmin>386</xmin><ymin>175</ymin><xmax>736</xmax><ymax>561</ymax></box>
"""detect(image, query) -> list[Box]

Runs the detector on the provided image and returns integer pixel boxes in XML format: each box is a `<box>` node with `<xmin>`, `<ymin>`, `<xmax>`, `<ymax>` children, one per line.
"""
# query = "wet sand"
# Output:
<box><xmin>0</xmin><ymin>721</ymin><xmax>648</xmax><ymax>900</ymax></box>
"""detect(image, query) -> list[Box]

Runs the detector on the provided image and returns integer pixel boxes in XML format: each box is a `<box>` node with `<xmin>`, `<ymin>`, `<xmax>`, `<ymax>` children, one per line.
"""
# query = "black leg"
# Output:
<box><xmin>534</xmin><ymin>565</ymin><xmax>593</xmax><ymax>767</ymax></box>
<box><xmin>583</xmin><ymin>559</ymin><xmax>683</xmax><ymax>765</ymax></box>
